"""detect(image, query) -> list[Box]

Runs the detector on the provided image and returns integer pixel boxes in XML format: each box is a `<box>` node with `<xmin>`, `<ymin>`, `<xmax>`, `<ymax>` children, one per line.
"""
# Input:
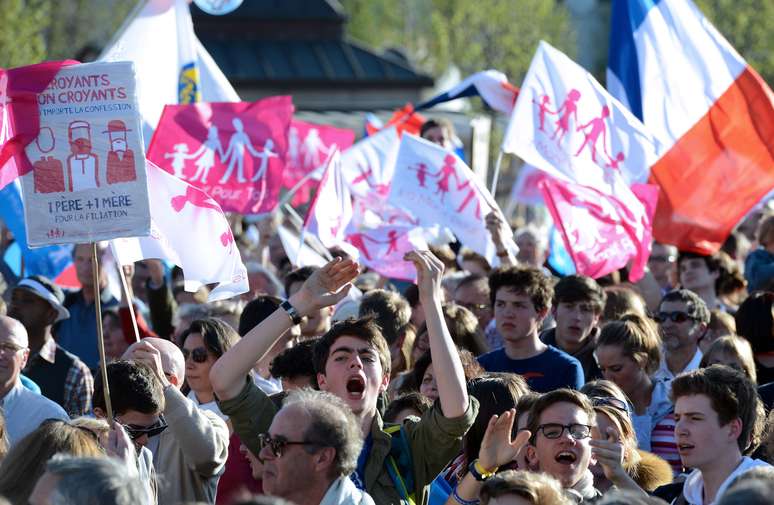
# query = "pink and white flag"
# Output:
<box><xmin>345</xmin><ymin>224</ymin><xmax>427</xmax><ymax>282</ymax></box>
<box><xmin>388</xmin><ymin>134</ymin><xmax>501</xmax><ymax>263</ymax></box>
<box><xmin>303</xmin><ymin>149</ymin><xmax>353</xmax><ymax>249</ymax></box>
<box><xmin>540</xmin><ymin>178</ymin><xmax>659</xmax><ymax>281</ymax></box>
<box><xmin>111</xmin><ymin>160</ymin><xmax>248</xmax><ymax>301</ymax></box>
<box><xmin>283</xmin><ymin>120</ymin><xmax>355</xmax><ymax>206</ymax></box>
<box><xmin>146</xmin><ymin>96</ymin><xmax>294</xmax><ymax>214</ymax></box>
<box><xmin>503</xmin><ymin>41</ymin><xmax>661</xmax><ymax>191</ymax></box>
<box><xmin>340</xmin><ymin>126</ymin><xmax>399</xmax><ymax>202</ymax></box>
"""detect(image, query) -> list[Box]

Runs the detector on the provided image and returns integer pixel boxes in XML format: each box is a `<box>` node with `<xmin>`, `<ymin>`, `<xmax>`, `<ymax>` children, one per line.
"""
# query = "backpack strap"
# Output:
<box><xmin>384</xmin><ymin>424</ymin><xmax>417</xmax><ymax>505</ymax></box>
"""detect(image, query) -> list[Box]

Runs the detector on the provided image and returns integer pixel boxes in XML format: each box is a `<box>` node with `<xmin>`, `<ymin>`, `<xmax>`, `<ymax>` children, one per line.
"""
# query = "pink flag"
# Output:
<box><xmin>303</xmin><ymin>149</ymin><xmax>352</xmax><ymax>249</ymax></box>
<box><xmin>146</xmin><ymin>96</ymin><xmax>294</xmax><ymax>214</ymax></box>
<box><xmin>345</xmin><ymin>224</ymin><xmax>427</xmax><ymax>281</ymax></box>
<box><xmin>283</xmin><ymin>120</ymin><xmax>355</xmax><ymax>206</ymax></box>
<box><xmin>540</xmin><ymin>177</ymin><xmax>658</xmax><ymax>281</ymax></box>
<box><xmin>388</xmin><ymin>134</ymin><xmax>503</xmax><ymax>264</ymax></box>
<box><xmin>111</xmin><ymin>160</ymin><xmax>248</xmax><ymax>301</ymax></box>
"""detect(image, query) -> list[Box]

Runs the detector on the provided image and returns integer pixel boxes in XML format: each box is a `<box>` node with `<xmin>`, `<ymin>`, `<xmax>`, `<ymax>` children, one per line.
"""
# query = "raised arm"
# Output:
<box><xmin>209</xmin><ymin>257</ymin><xmax>359</xmax><ymax>401</ymax></box>
<box><xmin>485</xmin><ymin>211</ymin><xmax>517</xmax><ymax>267</ymax></box>
<box><xmin>405</xmin><ymin>250</ymin><xmax>468</xmax><ymax>418</ymax></box>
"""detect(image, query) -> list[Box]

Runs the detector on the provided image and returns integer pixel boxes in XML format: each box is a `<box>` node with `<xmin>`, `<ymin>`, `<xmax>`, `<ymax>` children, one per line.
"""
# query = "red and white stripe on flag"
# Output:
<box><xmin>304</xmin><ymin>149</ymin><xmax>353</xmax><ymax>250</ymax></box>
<box><xmin>632</xmin><ymin>0</ymin><xmax>774</xmax><ymax>253</ymax></box>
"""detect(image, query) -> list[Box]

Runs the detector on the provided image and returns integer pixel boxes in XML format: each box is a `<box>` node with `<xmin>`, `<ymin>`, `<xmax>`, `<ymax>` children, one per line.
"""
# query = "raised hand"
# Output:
<box><xmin>289</xmin><ymin>257</ymin><xmax>359</xmax><ymax>316</ymax></box>
<box><xmin>590</xmin><ymin>425</ymin><xmax>627</xmax><ymax>482</ymax></box>
<box><xmin>106</xmin><ymin>422</ymin><xmax>138</xmax><ymax>474</ymax></box>
<box><xmin>128</xmin><ymin>340</ymin><xmax>170</xmax><ymax>389</ymax></box>
<box><xmin>477</xmin><ymin>409</ymin><xmax>532</xmax><ymax>471</ymax></box>
<box><xmin>404</xmin><ymin>250</ymin><xmax>444</xmax><ymax>306</ymax></box>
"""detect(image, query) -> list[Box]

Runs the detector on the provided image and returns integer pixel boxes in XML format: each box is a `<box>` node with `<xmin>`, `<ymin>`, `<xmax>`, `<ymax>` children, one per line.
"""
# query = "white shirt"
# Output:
<box><xmin>654</xmin><ymin>347</ymin><xmax>703</xmax><ymax>383</ymax></box>
<box><xmin>186</xmin><ymin>390</ymin><xmax>228</xmax><ymax>422</ymax></box>
<box><xmin>0</xmin><ymin>380</ymin><xmax>68</xmax><ymax>445</ymax></box>
<box><xmin>682</xmin><ymin>456</ymin><xmax>771</xmax><ymax>504</ymax></box>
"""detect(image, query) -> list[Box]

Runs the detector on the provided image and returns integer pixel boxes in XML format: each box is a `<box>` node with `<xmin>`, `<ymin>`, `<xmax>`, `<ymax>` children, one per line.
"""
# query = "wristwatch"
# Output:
<box><xmin>280</xmin><ymin>300</ymin><xmax>303</xmax><ymax>325</ymax></box>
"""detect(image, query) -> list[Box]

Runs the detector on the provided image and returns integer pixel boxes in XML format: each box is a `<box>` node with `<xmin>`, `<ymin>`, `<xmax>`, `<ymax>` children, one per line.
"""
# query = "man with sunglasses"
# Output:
<box><xmin>654</xmin><ymin>289</ymin><xmax>710</xmax><ymax>383</ymax></box>
<box><xmin>0</xmin><ymin>315</ymin><xmax>67</xmax><ymax>446</ymax></box>
<box><xmin>524</xmin><ymin>389</ymin><xmax>602</xmax><ymax>502</ymax></box>
<box><xmin>118</xmin><ymin>338</ymin><xmax>229</xmax><ymax>505</ymax></box>
<box><xmin>212</xmin><ymin>253</ymin><xmax>477</xmax><ymax>505</ymax></box>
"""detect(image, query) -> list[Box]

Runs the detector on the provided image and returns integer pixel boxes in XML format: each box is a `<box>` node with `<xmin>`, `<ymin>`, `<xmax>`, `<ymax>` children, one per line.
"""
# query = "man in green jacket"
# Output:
<box><xmin>211</xmin><ymin>252</ymin><xmax>478</xmax><ymax>505</ymax></box>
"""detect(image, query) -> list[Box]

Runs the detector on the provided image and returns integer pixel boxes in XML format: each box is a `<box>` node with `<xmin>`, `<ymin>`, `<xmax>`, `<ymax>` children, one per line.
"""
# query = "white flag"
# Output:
<box><xmin>388</xmin><ymin>134</ymin><xmax>502</xmax><ymax>264</ymax></box>
<box><xmin>100</xmin><ymin>0</ymin><xmax>239</xmax><ymax>141</ymax></box>
<box><xmin>340</xmin><ymin>126</ymin><xmax>400</xmax><ymax>201</ymax></box>
<box><xmin>502</xmin><ymin>41</ymin><xmax>661</xmax><ymax>192</ymax></box>
<box><xmin>111</xmin><ymin>160</ymin><xmax>248</xmax><ymax>301</ymax></box>
<box><xmin>303</xmin><ymin>150</ymin><xmax>353</xmax><ymax>250</ymax></box>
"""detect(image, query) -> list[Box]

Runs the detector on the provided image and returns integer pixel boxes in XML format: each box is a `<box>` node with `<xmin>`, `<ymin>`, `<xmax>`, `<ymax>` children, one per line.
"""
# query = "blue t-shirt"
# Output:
<box><xmin>478</xmin><ymin>345</ymin><xmax>584</xmax><ymax>392</ymax></box>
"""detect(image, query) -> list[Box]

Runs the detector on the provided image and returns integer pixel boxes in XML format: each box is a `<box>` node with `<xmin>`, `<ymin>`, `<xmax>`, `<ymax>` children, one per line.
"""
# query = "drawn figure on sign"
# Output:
<box><xmin>532</xmin><ymin>94</ymin><xmax>556</xmax><ymax>132</ymax></box>
<box><xmin>104</xmin><ymin>120</ymin><xmax>137</xmax><ymax>184</ymax></box>
<box><xmin>574</xmin><ymin>105</ymin><xmax>610</xmax><ymax>163</ymax></box>
<box><xmin>250</xmin><ymin>139</ymin><xmax>278</xmax><ymax>182</ymax></box>
<box><xmin>551</xmin><ymin>89</ymin><xmax>581</xmax><ymax>144</ymax></box>
<box><xmin>381</xmin><ymin>230</ymin><xmax>401</xmax><ymax>255</ymax></box>
<box><xmin>66</xmin><ymin>120</ymin><xmax>99</xmax><ymax>192</ymax></box>
<box><xmin>409</xmin><ymin>162</ymin><xmax>430</xmax><ymax>187</ymax></box>
<box><xmin>301</xmin><ymin>128</ymin><xmax>329</xmax><ymax>168</ymax></box>
<box><xmin>33</xmin><ymin>127</ymin><xmax>65</xmax><ymax>193</ymax></box>
<box><xmin>188</xmin><ymin>126</ymin><xmax>225</xmax><ymax>184</ymax></box>
<box><xmin>164</xmin><ymin>144</ymin><xmax>191</xmax><ymax>178</ymax></box>
<box><xmin>220</xmin><ymin>118</ymin><xmax>261</xmax><ymax>184</ymax></box>
<box><xmin>351</xmin><ymin>164</ymin><xmax>373</xmax><ymax>186</ymax></box>
<box><xmin>433</xmin><ymin>154</ymin><xmax>462</xmax><ymax>203</ymax></box>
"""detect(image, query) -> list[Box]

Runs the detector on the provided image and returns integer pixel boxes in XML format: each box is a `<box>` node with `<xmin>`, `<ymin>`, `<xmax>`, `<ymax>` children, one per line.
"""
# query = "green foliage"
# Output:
<box><xmin>0</xmin><ymin>0</ymin><xmax>50</xmax><ymax>68</ymax></box>
<box><xmin>341</xmin><ymin>0</ymin><xmax>575</xmax><ymax>87</ymax></box>
<box><xmin>0</xmin><ymin>0</ymin><xmax>136</xmax><ymax>68</ymax></box>
<box><xmin>694</xmin><ymin>0</ymin><xmax>774</xmax><ymax>85</ymax></box>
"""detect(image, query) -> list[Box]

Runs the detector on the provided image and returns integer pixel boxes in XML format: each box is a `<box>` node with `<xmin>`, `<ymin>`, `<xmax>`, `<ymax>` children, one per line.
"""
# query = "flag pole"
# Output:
<box><xmin>278</xmin><ymin>166</ymin><xmax>323</xmax><ymax>208</ymax></box>
<box><xmin>92</xmin><ymin>243</ymin><xmax>114</xmax><ymax>423</ymax></box>
<box><xmin>489</xmin><ymin>149</ymin><xmax>504</xmax><ymax>196</ymax></box>
<box><xmin>295</xmin><ymin>228</ymin><xmax>307</xmax><ymax>268</ymax></box>
<box><xmin>282</xmin><ymin>203</ymin><xmax>333</xmax><ymax>261</ymax></box>
<box><xmin>117</xmin><ymin>263</ymin><xmax>141</xmax><ymax>343</ymax></box>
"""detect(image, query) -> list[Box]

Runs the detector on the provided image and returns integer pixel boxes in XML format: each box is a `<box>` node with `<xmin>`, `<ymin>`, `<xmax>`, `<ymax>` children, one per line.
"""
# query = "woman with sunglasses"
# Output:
<box><xmin>594</xmin><ymin>314</ymin><xmax>682</xmax><ymax>474</ymax></box>
<box><xmin>179</xmin><ymin>318</ymin><xmax>261</xmax><ymax>504</ymax></box>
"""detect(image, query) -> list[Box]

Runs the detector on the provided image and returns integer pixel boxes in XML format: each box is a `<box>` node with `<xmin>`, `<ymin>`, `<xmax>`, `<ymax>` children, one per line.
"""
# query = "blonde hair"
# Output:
<box><xmin>593</xmin><ymin>406</ymin><xmax>641</xmax><ymax>473</ymax></box>
<box><xmin>480</xmin><ymin>470</ymin><xmax>573</xmax><ymax>505</ymax></box>
<box><xmin>700</xmin><ymin>336</ymin><xmax>758</xmax><ymax>384</ymax></box>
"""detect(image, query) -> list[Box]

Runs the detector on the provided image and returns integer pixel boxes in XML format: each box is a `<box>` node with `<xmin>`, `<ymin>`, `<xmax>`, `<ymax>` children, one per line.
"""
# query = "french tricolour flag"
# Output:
<box><xmin>608</xmin><ymin>0</ymin><xmax>774</xmax><ymax>254</ymax></box>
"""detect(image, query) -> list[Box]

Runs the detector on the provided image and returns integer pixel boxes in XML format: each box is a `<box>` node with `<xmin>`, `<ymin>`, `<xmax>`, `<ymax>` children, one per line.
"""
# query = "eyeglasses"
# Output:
<box><xmin>654</xmin><ymin>311</ymin><xmax>696</xmax><ymax>324</ymax></box>
<box><xmin>536</xmin><ymin>423</ymin><xmax>592</xmax><ymax>440</ymax></box>
<box><xmin>182</xmin><ymin>347</ymin><xmax>209</xmax><ymax>363</ymax></box>
<box><xmin>590</xmin><ymin>396</ymin><xmax>628</xmax><ymax>413</ymax></box>
<box><xmin>118</xmin><ymin>416</ymin><xmax>168</xmax><ymax>440</ymax></box>
<box><xmin>258</xmin><ymin>432</ymin><xmax>317</xmax><ymax>458</ymax></box>
<box><xmin>0</xmin><ymin>342</ymin><xmax>25</xmax><ymax>355</ymax></box>
<box><xmin>649</xmin><ymin>255</ymin><xmax>675</xmax><ymax>263</ymax></box>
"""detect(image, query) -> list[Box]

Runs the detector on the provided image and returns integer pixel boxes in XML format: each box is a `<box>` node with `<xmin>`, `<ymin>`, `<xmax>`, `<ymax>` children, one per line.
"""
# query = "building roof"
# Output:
<box><xmin>191</xmin><ymin>0</ymin><xmax>433</xmax><ymax>89</ymax></box>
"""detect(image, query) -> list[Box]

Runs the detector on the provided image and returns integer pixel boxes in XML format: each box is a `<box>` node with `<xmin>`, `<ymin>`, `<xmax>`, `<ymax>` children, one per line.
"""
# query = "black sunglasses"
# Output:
<box><xmin>258</xmin><ymin>432</ymin><xmax>317</xmax><ymax>458</ymax></box>
<box><xmin>536</xmin><ymin>423</ymin><xmax>592</xmax><ymax>440</ymax></box>
<box><xmin>590</xmin><ymin>396</ymin><xmax>628</xmax><ymax>413</ymax></box>
<box><xmin>182</xmin><ymin>347</ymin><xmax>209</xmax><ymax>363</ymax></box>
<box><xmin>654</xmin><ymin>311</ymin><xmax>696</xmax><ymax>324</ymax></box>
<box><xmin>119</xmin><ymin>416</ymin><xmax>168</xmax><ymax>440</ymax></box>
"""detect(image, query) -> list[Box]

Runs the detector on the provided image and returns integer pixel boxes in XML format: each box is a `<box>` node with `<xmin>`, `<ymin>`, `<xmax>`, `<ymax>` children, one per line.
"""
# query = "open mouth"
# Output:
<box><xmin>346</xmin><ymin>376</ymin><xmax>366</xmax><ymax>397</ymax></box>
<box><xmin>678</xmin><ymin>443</ymin><xmax>695</xmax><ymax>453</ymax></box>
<box><xmin>555</xmin><ymin>451</ymin><xmax>577</xmax><ymax>465</ymax></box>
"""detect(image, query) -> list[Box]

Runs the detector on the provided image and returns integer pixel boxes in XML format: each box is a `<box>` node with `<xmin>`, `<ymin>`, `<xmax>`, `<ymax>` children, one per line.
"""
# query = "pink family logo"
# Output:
<box><xmin>351</xmin><ymin>163</ymin><xmax>391</xmax><ymax>198</ymax></box>
<box><xmin>346</xmin><ymin>229</ymin><xmax>403</xmax><ymax>261</ymax></box>
<box><xmin>170</xmin><ymin>185</ymin><xmax>234</xmax><ymax>251</ymax></box>
<box><xmin>532</xmin><ymin>89</ymin><xmax>624</xmax><ymax>172</ymax></box>
<box><xmin>409</xmin><ymin>154</ymin><xmax>482</xmax><ymax>219</ymax></box>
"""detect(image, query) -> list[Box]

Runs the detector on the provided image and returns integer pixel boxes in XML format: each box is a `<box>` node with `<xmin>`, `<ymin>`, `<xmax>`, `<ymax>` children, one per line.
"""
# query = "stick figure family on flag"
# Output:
<box><xmin>163</xmin><ymin>118</ymin><xmax>277</xmax><ymax>185</ymax></box>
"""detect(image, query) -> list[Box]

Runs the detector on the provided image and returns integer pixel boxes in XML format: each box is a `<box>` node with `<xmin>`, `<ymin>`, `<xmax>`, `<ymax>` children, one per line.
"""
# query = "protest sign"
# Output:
<box><xmin>388</xmin><ymin>134</ymin><xmax>501</xmax><ymax>263</ymax></box>
<box><xmin>18</xmin><ymin>61</ymin><xmax>150</xmax><ymax>247</ymax></box>
<box><xmin>283</xmin><ymin>120</ymin><xmax>355</xmax><ymax>206</ymax></box>
<box><xmin>345</xmin><ymin>224</ymin><xmax>427</xmax><ymax>282</ymax></box>
<box><xmin>147</xmin><ymin>96</ymin><xmax>293</xmax><ymax>214</ymax></box>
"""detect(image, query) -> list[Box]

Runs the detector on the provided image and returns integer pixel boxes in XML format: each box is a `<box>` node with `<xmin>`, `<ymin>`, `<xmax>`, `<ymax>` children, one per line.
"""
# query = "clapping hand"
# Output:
<box><xmin>289</xmin><ymin>257</ymin><xmax>359</xmax><ymax>316</ymax></box>
<box><xmin>477</xmin><ymin>409</ymin><xmax>532</xmax><ymax>471</ymax></box>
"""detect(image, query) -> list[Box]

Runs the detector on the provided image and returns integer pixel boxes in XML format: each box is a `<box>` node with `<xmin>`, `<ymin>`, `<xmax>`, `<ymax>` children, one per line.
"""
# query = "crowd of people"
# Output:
<box><xmin>0</xmin><ymin>120</ymin><xmax>773</xmax><ymax>505</ymax></box>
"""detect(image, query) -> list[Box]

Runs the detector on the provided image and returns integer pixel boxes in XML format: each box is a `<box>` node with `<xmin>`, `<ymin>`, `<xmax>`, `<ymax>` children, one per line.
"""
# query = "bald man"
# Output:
<box><xmin>119</xmin><ymin>338</ymin><xmax>228</xmax><ymax>505</ymax></box>
<box><xmin>0</xmin><ymin>316</ymin><xmax>67</xmax><ymax>445</ymax></box>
